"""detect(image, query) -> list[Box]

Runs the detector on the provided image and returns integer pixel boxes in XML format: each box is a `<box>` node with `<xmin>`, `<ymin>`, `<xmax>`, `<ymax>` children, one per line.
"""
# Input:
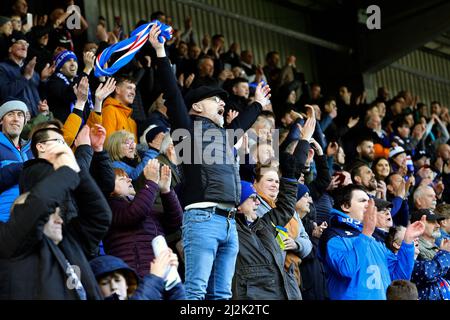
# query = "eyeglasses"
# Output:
<box><xmin>39</xmin><ymin>138</ymin><xmax>66</xmax><ymax>145</ymax></box>
<box><xmin>248</xmin><ymin>194</ymin><xmax>258</xmax><ymax>201</ymax></box>
<box><xmin>206</xmin><ymin>96</ymin><xmax>223</xmax><ymax>104</ymax></box>
<box><xmin>122</xmin><ymin>139</ymin><xmax>135</xmax><ymax>146</ymax></box>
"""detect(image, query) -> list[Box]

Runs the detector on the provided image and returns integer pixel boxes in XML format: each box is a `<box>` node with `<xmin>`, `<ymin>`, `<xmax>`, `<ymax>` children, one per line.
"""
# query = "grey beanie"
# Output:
<box><xmin>0</xmin><ymin>16</ymin><xmax>10</xmax><ymax>27</ymax></box>
<box><xmin>0</xmin><ymin>100</ymin><xmax>28</xmax><ymax>122</ymax></box>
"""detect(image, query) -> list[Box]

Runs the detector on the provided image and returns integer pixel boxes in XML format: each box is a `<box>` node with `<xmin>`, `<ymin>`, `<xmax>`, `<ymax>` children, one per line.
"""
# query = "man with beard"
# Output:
<box><xmin>347</xmin><ymin>138</ymin><xmax>375</xmax><ymax>171</ymax></box>
<box><xmin>411</xmin><ymin>209</ymin><xmax>445</xmax><ymax>260</ymax></box>
<box><xmin>351</xmin><ymin>164</ymin><xmax>380</xmax><ymax>198</ymax></box>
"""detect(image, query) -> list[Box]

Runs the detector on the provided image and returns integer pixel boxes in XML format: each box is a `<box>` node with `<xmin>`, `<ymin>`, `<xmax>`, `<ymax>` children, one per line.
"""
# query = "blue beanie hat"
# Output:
<box><xmin>296</xmin><ymin>183</ymin><xmax>310</xmax><ymax>200</ymax></box>
<box><xmin>240</xmin><ymin>181</ymin><xmax>257</xmax><ymax>205</ymax></box>
<box><xmin>54</xmin><ymin>50</ymin><xmax>78</xmax><ymax>71</ymax></box>
<box><xmin>89</xmin><ymin>255</ymin><xmax>138</xmax><ymax>282</ymax></box>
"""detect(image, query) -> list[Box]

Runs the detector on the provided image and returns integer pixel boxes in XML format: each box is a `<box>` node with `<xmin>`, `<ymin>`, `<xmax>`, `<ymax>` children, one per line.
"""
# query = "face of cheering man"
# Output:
<box><xmin>191</xmin><ymin>95</ymin><xmax>226</xmax><ymax>127</ymax></box>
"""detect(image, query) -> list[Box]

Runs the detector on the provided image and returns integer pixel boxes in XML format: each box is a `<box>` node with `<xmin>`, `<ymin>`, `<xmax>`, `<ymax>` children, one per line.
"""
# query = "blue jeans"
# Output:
<box><xmin>182</xmin><ymin>208</ymin><xmax>239</xmax><ymax>300</ymax></box>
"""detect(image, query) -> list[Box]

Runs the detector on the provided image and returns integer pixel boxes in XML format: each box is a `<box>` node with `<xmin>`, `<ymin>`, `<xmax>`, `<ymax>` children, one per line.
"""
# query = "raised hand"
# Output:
<box><xmin>300</xmin><ymin>117</ymin><xmax>316</xmax><ymax>142</ymax></box>
<box><xmin>44</xmin><ymin>143</ymin><xmax>80</xmax><ymax>173</ymax></box>
<box><xmin>312</xmin><ymin>221</ymin><xmax>328</xmax><ymax>238</ymax></box>
<box><xmin>440</xmin><ymin>239</ymin><xmax>450</xmax><ymax>252</ymax></box>
<box><xmin>24</xmin><ymin>57</ymin><xmax>37</xmax><ymax>80</ymax></box>
<box><xmin>148</xmin><ymin>23</ymin><xmax>165</xmax><ymax>56</ymax></box>
<box><xmin>226</xmin><ymin>110</ymin><xmax>239</xmax><ymax>125</ymax></box>
<box><xmin>185</xmin><ymin>73</ymin><xmax>195</xmax><ymax>88</ymax></box>
<box><xmin>143</xmin><ymin>159</ymin><xmax>160</xmax><ymax>183</ymax></box>
<box><xmin>254</xmin><ymin>82</ymin><xmax>271</xmax><ymax>107</ymax></box>
<box><xmin>95</xmin><ymin>77</ymin><xmax>116</xmax><ymax>106</ymax></box>
<box><xmin>150</xmin><ymin>249</ymin><xmax>171</xmax><ymax>278</ymax></box>
<box><xmin>404</xmin><ymin>215</ymin><xmax>426</xmax><ymax>244</ymax></box>
<box><xmin>327</xmin><ymin>175</ymin><xmax>340</xmax><ymax>191</ymax></box>
<box><xmin>40</xmin><ymin>62</ymin><xmax>56</xmax><ymax>81</ymax></box>
<box><xmin>347</xmin><ymin>116</ymin><xmax>360</xmax><ymax>128</ymax></box>
<box><xmin>158</xmin><ymin>164</ymin><xmax>172</xmax><ymax>193</ymax></box>
<box><xmin>376</xmin><ymin>180</ymin><xmax>387</xmax><ymax>200</ymax></box>
<box><xmin>90</xmin><ymin>124</ymin><xmax>106</xmax><ymax>152</ymax></box>
<box><xmin>394</xmin><ymin>178</ymin><xmax>406</xmax><ymax>198</ymax></box>
<box><xmin>73</xmin><ymin>76</ymin><xmax>90</xmax><ymax>106</ymax></box>
<box><xmin>74</xmin><ymin>125</ymin><xmax>91</xmax><ymax>148</ymax></box>
<box><xmin>38</xmin><ymin>99</ymin><xmax>49</xmax><ymax>115</ymax></box>
<box><xmin>309</xmin><ymin>138</ymin><xmax>323</xmax><ymax>156</ymax></box>
<box><xmin>362</xmin><ymin>199</ymin><xmax>377</xmax><ymax>237</ymax></box>
<box><xmin>83</xmin><ymin>51</ymin><xmax>96</xmax><ymax>74</ymax></box>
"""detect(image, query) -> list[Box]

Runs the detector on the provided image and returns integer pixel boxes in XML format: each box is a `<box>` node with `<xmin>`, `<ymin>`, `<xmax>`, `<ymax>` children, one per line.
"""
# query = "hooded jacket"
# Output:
<box><xmin>232</xmin><ymin>178</ymin><xmax>302</xmax><ymax>300</ymax></box>
<box><xmin>411</xmin><ymin>250</ymin><xmax>450</xmax><ymax>300</ymax></box>
<box><xmin>0</xmin><ymin>132</ymin><xmax>33</xmax><ymax>222</ymax></box>
<box><xmin>319</xmin><ymin>208</ymin><xmax>415</xmax><ymax>300</ymax></box>
<box><xmin>0</xmin><ymin>165</ymin><xmax>111</xmax><ymax>299</ymax></box>
<box><xmin>102</xmin><ymin>97</ymin><xmax>137</xmax><ymax>141</ymax></box>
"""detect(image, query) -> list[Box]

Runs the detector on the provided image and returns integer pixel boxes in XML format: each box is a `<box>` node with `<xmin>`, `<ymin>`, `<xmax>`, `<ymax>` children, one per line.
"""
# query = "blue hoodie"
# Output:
<box><xmin>0</xmin><ymin>132</ymin><xmax>33</xmax><ymax>222</ymax></box>
<box><xmin>319</xmin><ymin>208</ymin><xmax>415</xmax><ymax>300</ymax></box>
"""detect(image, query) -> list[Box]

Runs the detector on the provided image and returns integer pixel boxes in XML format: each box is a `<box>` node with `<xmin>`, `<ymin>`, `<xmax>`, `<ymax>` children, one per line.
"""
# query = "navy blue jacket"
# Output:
<box><xmin>130</xmin><ymin>275</ymin><xmax>186</xmax><ymax>300</ymax></box>
<box><xmin>0</xmin><ymin>59</ymin><xmax>42</xmax><ymax>116</ymax></box>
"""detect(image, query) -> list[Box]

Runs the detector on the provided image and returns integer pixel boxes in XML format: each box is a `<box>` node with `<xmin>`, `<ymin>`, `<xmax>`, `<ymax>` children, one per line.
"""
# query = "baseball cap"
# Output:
<box><xmin>389</xmin><ymin>146</ymin><xmax>406</xmax><ymax>159</ymax></box>
<box><xmin>374</xmin><ymin>198</ymin><xmax>392</xmax><ymax>211</ymax></box>
<box><xmin>410</xmin><ymin>209</ymin><xmax>444</xmax><ymax>223</ymax></box>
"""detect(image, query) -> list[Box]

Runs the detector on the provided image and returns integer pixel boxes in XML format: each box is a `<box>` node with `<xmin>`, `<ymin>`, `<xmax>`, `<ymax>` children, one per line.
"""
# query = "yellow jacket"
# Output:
<box><xmin>101</xmin><ymin>97</ymin><xmax>137</xmax><ymax>141</ymax></box>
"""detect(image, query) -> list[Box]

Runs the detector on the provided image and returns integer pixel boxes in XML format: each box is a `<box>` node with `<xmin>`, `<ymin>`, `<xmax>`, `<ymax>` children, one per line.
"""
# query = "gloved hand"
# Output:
<box><xmin>279</xmin><ymin>151</ymin><xmax>297</xmax><ymax>179</ymax></box>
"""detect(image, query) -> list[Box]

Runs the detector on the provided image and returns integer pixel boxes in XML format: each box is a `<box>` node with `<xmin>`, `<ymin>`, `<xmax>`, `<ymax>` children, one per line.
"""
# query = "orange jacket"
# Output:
<box><xmin>101</xmin><ymin>97</ymin><xmax>137</xmax><ymax>141</ymax></box>
<box><xmin>63</xmin><ymin>110</ymin><xmax>103</xmax><ymax>147</ymax></box>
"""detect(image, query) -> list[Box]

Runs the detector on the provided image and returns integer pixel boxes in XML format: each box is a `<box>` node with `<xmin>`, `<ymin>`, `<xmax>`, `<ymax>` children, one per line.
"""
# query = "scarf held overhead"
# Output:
<box><xmin>94</xmin><ymin>20</ymin><xmax>173</xmax><ymax>77</ymax></box>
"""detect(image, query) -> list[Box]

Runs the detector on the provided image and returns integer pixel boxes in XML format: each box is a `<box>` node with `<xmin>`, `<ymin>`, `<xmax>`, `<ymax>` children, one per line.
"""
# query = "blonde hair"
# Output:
<box><xmin>106</xmin><ymin>130</ymin><xmax>136</xmax><ymax>161</ymax></box>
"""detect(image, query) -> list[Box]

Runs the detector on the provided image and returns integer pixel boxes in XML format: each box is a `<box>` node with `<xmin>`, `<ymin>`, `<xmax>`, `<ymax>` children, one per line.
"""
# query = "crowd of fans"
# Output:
<box><xmin>0</xmin><ymin>0</ymin><xmax>449</xmax><ymax>300</ymax></box>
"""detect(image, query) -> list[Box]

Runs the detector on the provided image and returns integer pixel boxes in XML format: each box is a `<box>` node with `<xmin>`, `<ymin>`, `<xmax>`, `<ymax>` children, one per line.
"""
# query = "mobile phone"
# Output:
<box><xmin>26</xmin><ymin>13</ymin><xmax>32</xmax><ymax>26</ymax></box>
<box><xmin>224</xmin><ymin>63</ymin><xmax>231</xmax><ymax>71</ymax></box>
<box><xmin>333</xmin><ymin>172</ymin><xmax>345</xmax><ymax>184</ymax></box>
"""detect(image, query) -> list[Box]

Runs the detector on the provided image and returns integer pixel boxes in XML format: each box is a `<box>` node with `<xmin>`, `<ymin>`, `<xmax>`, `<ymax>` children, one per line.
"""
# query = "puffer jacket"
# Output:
<box><xmin>0</xmin><ymin>133</ymin><xmax>33</xmax><ymax>222</ymax></box>
<box><xmin>232</xmin><ymin>178</ymin><xmax>302</xmax><ymax>300</ymax></box>
<box><xmin>103</xmin><ymin>180</ymin><xmax>183</xmax><ymax>278</ymax></box>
